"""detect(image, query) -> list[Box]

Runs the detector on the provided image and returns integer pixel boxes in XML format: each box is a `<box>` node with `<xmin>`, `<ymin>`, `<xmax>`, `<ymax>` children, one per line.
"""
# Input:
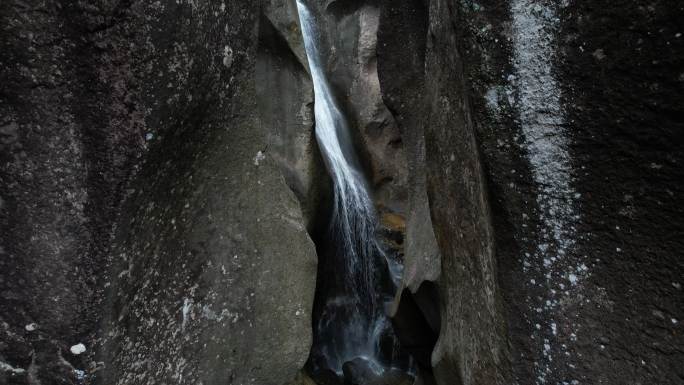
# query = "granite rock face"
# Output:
<box><xmin>453</xmin><ymin>0</ymin><xmax>684</xmax><ymax>383</ymax></box>
<box><xmin>377</xmin><ymin>0</ymin><xmax>510</xmax><ymax>384</ymax></box>
<box><xmin>1</xmin><ymin>1</ymin><xmax>318</xmax><ymax>384</ymax></box>
<box><xmin>0</xmin><ymin>1</ymin><xmax>144</xmax><ymax>383</ymax></box>
<box><xmin>97</xmin><ymin>1</ymin><xmax>318</xmax><ymax>385</ymax></box>
<box><xmin>378</xmin><ymin>0</ymin><xmax>684</xmax><ymax>384</ymax></box>
<box><xmin>552</xmin><ymin>1</ymin><xmax>684</xmax><ymax>383</ymax></box>
<box><xmin>256</xmin><ymin>7</ymin><xmax>327</xmax><ymax>229</ymax></box>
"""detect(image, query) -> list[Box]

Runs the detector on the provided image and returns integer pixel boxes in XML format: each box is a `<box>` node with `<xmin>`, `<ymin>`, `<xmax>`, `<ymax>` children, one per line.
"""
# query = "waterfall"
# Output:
<box><xmin>296</xmin><ymin>0</ymin><xmax>401</xmax><ymax>374</ymax></box>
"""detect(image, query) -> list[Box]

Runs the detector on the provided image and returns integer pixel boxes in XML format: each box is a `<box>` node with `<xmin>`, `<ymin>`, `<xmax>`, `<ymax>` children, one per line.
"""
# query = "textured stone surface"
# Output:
<box><xmin>2</xmin><ymin>0</ymin><xmax>683</xmax><ymax>384</ymax></box>
<box><xmin>377</xmin><ymin>1</ymin><xmax>510</xmax><ymax>384</ymax></box>
<box><xmin>376</xmin><ymin>2</ymin><xmax>442</xmax><ymax>382</ymax></box>
<box><xmin>264</xmin><ymin>0</ymin><xmax>310</xmax><ymax>70</ymax></box>
<box><xmin>0</xmin><ymin>0</ymin><xmax>144</xmax><ymax>383</ymax></box>
<box><xmin>447</xmin><ymin>0</ymin><xmax>684</xmax><ymax>384</ymax></box>
<box><xmin>377</xmin><ymin>0</ymin><xmax>440</xmax><ymax>294</ymax></box>
<box><xmin>97</xmin><ymin>1</ymin><xmax>318</xmax><ymax>385</ymax></box>
<box><xmin>257</xmin><ymin>8</ymin><xmax>327</xmax><ymax>229</ymax></box>
<box><xmin>1</xmin><ymin>1</ymin><xmax>318</xmax><ymax>384</ymax></box>
<box><xmin>422</xmin><ymin>1</ymin><xmax>510</xmax><ymax>383</ymax></box>
<box><xmin>553</xmin><ymin>1</ymin><xmax>684</xmax><ymax>383</ymax></box>
<box><xmin>380</xmin><ymin>0</ymin><xmax>684</xmax><ymax>383</ymax></box>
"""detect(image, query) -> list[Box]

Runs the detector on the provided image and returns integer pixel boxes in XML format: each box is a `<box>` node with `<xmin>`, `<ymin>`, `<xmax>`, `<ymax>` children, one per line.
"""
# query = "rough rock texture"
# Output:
<box><xmin>553</xmin><ymin>1</ymin><xmax>684</xmax><ymax>383</ymax></box>
<box><xmin>422</xmin><ymin>1</ymin><xmax>510</xmax><ymax>383</ymax></box>
<box><xmin>377</xmin><ymin>0</ymin><xmax>510</xmax><ymax>384</ymax></box>
<box><xmin>0</xmin><ymin>1</ymin><xmax>144</xmax><ymax>383</ymax></box>
<box><xmin>375</xmin><ymin>1</ymin><xmax>442</xmax><ymax>382</ymax></box>
<box><xmin>428</xmin><ymin>0</ymin><xmax>684</xmax><ymax>384</ymax></box>
<box><xmin>450</xmin><ymin>0</ymin><xmax>684</xmax><ymax>383</ymax></box>
<box><xmin>380</xmin><ymin>0</ymin><xmax>684</xmax><ymax>383</ymax></box>
<box><xmin>98</xmin><ymin>1</ymin><xmax>318</xmax><ymax>385</ymax></box>
<box><xmin>1</xmin><ymin>1</ymin><xmax>318</xmax><ymax>384</ymax></box>
<box><xmin>3</xmin><ymin>0</ymin><xmax>684</xmax><ymax>384</ymax></box>
<box><xmin>257</xmin><ymin>8</ymin><xmax>328</xmax><ymax>229</ymax></box>
<box><xmin>264</xmin><ymin>0</ymin><xmax>310</xmax><ymax>65</ymax></box>
<box><xmin>448</xmin><ymin>1</ymin><xmax>535</xmax><ymax>382</ymax></box>
<box><xmin>287</xmin><ymin>370</ymin><xmax>319</xmax><ymax>385</ymax></box>
<box><xmin>376</xmin><ymin>0</ymin><xmax>440</xmax><ymax>296</ymax></box>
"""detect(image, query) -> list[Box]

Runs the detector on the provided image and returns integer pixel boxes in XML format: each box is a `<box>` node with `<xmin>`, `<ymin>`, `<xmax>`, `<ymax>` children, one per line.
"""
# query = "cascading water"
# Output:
<box><xmin>296</xmin><ymin>0</ymin><xmax>409</xmax><ymax>376</ymax></box>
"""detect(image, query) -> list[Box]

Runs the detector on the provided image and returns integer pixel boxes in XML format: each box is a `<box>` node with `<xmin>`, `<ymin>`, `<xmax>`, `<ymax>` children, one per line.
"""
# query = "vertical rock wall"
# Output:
<box><xmin>0</xmin><ymin>1</ymin><xmax>144</xmax><ymax>383</ymax></box>
<box><xmin>376</xmin><ymin>1</ymin><xmax>442</xmax><ymax>381</ymax></box>
<box><xmin>424</xmin><ymin>0</ymin><xmax>684</xmax><ymax>384</ymax></box>
<box><xmin>380</xmin><ymin>0</ymin><xmax>683</xmax><ymax>384</ymax></box>
<box><xmin>98</xmin><ymin>1</ymin><xmax>318</xmax><ymax>385</ymax></box>
<box><xmin>422</xmin><ymin>0</ymin><xmax>510</xmax><ymax>382</ymax></box>
<box><xmin>377</xmin><ymin>0</ymin><xmax>510</xmax><ymax>384</ymax></box>
<box><xmin>2</xmin><ymin>1</ymin><xmax>319</xmax><ymax>384</ymax></box>
<box><xmin>257</xmin><ymin>6</ymin><xmax>327</xmax><ymax>230</ymax></box>
<box><xmin>554</xmin><ymin>1</ymin><xmax>684</xmax><ymax>383</ymax></box>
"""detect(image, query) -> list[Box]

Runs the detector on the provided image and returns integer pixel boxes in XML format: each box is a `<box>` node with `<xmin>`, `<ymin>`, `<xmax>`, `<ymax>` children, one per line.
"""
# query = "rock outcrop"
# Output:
<box><xmin>379</xmin><ymin>0</ymin><xmax>684</xmax><ymax>384</ymax></box>
<box><xmin>377</xmin><ymin>0</ymin><xmax>510</xmax><ymax>384</ymax></box>
<box><xmin>1</xmin><ymin>1</ymin><xmax>144</xmax><ymax>383</ymax></box>
<box><xmin>449</xmin><ymin>0</ymin><xmax>684</xmax><ymax>383</ymax></box>
<box><xmin>2</xmin><ymin>1</ymin><xmax>318</xmax><ymax>384</ymax></box>
<box><xmin>98</xmin><ymin>2</ymin><xmax>318</xmax><ymax>385</ymax></box>
<box><xmin>257</xmin><ymin>6</ymin><xmax>328</xmax><ymax>229</ymax></box>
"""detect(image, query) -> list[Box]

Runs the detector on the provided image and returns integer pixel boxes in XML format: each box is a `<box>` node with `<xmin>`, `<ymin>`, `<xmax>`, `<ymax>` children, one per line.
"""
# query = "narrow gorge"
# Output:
<box><xmin>1</xmin><ymin>0</ymin><xmax>682</xmax><ymax>385</ymax></box>
<box><xmin>297</xmin><ymin>0</ymin><xmax>408</xmax><ymax>376</ymax></box>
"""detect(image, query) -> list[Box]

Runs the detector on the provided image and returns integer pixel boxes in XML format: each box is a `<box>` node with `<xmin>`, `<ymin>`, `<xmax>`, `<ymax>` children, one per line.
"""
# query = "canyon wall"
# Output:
<box><xmin>1</xmin><ymin>0</ymin><xmax>145</xmax><ymax>382</ymax></box>
<box><xmin>378</xmin><ymin>0</ymin><xmax>684</xmax><ymax>384</ymax></box>
<box><xmin>377</xmin><ymin>0</ymin><xmax>509</xmax><ymax>383</ymax></box>
<box><xmin>1</xmin><ymin>0</ymin><xmax>682</xmax><ymax>385</ymax></box>
<box><xmin>2</xmin><ymin>1</ymin><xmax>318</xmax><ymax>384</ymax></box>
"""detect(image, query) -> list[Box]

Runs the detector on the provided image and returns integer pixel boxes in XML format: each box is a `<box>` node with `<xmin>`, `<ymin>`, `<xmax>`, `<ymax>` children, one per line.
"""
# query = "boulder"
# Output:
<box><xmin>96</xmin><ymin>1</ymin><xmax>318</xmax><ymax>385</ymax></box>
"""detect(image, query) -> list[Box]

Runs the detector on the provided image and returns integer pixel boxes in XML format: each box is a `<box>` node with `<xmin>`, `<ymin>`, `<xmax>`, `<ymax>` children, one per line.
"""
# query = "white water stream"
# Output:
<box><xmin>296</xmin><ymin>0</ymin><xmax>396</xmax><ymax>373</ymax></box>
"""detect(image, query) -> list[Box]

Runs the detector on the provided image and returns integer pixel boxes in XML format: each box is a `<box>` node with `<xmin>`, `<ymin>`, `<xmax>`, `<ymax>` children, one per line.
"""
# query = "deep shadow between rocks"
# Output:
<box><xmin>390</xmin><ymin>281</ymin><xmax>440</xmax><ymax>385</ymax></box>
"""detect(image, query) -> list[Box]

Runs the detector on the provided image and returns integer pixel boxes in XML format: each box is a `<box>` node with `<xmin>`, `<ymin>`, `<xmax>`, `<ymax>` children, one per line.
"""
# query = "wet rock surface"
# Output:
<box><xmin>341</xmin><ymin>357</ymin><xmax>413</xmax><ymax>385</ymax></box>
<box><xmin>297</xmin><ymin>0</ymin><xmax>412</xmax><ymax>377</ymax></box>
<box><xmin>256</xmin><ymin>9</ymin><xmax>328</xmax><ymax>229</ymax></box>
<box><xmin>427</xmin><ymin>0</ymin><xmax>684</xmax><ymax>384</ymax></box>
<box><xmin>301</xmin><ymin>0</ymin><xmax>408</xmax><ymax>222</ymax></box>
